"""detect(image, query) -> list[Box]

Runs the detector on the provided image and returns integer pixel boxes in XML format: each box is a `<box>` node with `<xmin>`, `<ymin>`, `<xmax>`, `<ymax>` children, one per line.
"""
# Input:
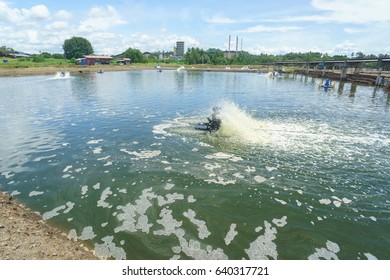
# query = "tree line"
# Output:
<box><xmin>2</xmin><ymin>36</ymin><xmax>389</xmax><ymax>65</ymax></box>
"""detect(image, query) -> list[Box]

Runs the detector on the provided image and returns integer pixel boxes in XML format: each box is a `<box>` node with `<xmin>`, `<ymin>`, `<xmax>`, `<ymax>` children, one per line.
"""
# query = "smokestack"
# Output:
<box><xmin>236</xmin><ymin>36</ymin><xmax>238</xmax><ymax>53</ymax></box>
<box><xmin>228</xmin><ymin>35</ymin><xmax>231</xmax><ymax>56</ymax></box>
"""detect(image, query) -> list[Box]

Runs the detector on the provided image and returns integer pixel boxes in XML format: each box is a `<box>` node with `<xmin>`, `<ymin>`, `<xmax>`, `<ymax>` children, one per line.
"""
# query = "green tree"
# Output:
<box><xmin>0</xmin><ymin>46</ymin><xmax>15</xmax><ymax>56</ymax></box>
<box><xmin>184</xmin><ymin>48</ymin><xmax>210</xmax><ymax>64</ymax></box>
<box><xmin>124</xmin><ymin>47</ymin><xmax>145</xmax><ymax>63</ymax></box>
<box><xmin>63</xmin><ymin>37</ymin><xmax>93</xmax><ymax>59</ymax></box>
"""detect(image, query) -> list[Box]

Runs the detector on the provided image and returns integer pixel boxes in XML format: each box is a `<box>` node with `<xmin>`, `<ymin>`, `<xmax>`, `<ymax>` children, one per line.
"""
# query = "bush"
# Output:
<box><xmin>33</xmin><ymin>56</ymin><xmax>45</xmax><ymax>63</ymax></box>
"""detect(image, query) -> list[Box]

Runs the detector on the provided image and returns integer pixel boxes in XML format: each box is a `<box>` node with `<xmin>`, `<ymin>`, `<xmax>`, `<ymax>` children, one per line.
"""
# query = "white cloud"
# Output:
<box><xmin>46</xmin><ymin>21</ymin><xmax>69</xmax><ymax>30</ymax></box>
<box><xmin>328</xmin><ymin>40</ymin><xmax>358</xmax><ymax>55</ymax></box>
<box><xmin>311</xmin><ymin>0</ymin><xmax>390</xmax><ymax>24</ymax></box>
<box><xmin>22</xmin><ymin>4</ymin><xmax>50</xmax><ymax>20</ymax></box>
<box><xmin>238</xmin><ymin>25</ymin><xmax>303</xmax><ymax>33</ymax></box>
<box><xmin>203</xmin><ymin>14</ymin><xmax>238</xmax><ymax>24</ymax></box>
<box><xmin>269</xmin><ymin>0</ymin><xmax>390</xmax><ymax>24</ymax></box>
<box><xmin>78</xmin><ymin>5</ymin><xmax>127</xmax><ymax>33</ymax></box>
<box><xmin>56</xmin><ymin>10</ymin><xmax>72</xmax><ymax>20</ymax></box>
<box><xmin>126</xmin><ymin>32</ymin><xmax>200</xmax><ymax>52</ymax></box>
<box><xmin>0</xmin><ymin>1</ymin><xmax>23</xmax><ymax>22</ymax></box>
<box><xmin>248</xmin><ymin>44</ymin><xmax>322</xmax><ymax>55</ymax></box>
<box><xmin>343</xmin><ymin>28</ymin><xmax>363</xmax><ymax>34</ymax></box>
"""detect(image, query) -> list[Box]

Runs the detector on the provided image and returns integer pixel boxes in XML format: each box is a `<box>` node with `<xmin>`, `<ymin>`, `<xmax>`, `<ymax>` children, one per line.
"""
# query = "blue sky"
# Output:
<box><xmin>1</xmin><ymin>0</ymin><xmax>389</xmax><ymax>56</ymax></box>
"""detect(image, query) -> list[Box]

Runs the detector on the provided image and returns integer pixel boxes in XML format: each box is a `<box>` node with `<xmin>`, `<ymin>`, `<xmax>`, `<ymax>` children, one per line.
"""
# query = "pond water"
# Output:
<box><xmin>0</xmin><ymin>70</ymin><xmax>389</xmax><ymax>260</ymax></box>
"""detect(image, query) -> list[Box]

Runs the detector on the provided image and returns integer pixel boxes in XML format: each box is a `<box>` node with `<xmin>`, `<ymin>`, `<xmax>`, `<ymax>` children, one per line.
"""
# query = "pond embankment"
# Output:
<box><xmin>0</xmin><ymin>191</ymin><xmax>98</xmax><ymax>260</ymax></box>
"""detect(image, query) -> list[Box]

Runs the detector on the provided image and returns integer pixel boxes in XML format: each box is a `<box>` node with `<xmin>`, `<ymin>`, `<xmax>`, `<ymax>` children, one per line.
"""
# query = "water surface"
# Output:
<box><xmin>0</xmin><ymin>70</ymin><xmax>389</xmax><ymax>260</ymax></box>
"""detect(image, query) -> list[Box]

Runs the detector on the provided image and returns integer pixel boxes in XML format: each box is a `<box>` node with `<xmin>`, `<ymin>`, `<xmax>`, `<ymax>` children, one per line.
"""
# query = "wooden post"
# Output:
<box><xmin>340</xmin><ymin>61</ymin><xmax>348</xmax><ymax>80</ymax></box>
<box><xmin>376</xmin><ymin>58</ymin><xmax>383</xmax><ymax>86</ymax></box>
<box><xmin>354</xmin><ymin>63</ymin><xmax>362</xmax><ymax>74</ymax></box>
<box><xmin>305</xmin><ymin>62</ymin><xmax>310</xmax><ymax>75</ymax></box>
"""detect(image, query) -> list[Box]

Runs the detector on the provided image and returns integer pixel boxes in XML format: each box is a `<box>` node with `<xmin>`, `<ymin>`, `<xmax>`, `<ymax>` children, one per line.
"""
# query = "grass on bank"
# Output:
<box><xmin>0</xmin><ymin>57</ymin><xmax>278</xmax><ymax>71</ymax></box>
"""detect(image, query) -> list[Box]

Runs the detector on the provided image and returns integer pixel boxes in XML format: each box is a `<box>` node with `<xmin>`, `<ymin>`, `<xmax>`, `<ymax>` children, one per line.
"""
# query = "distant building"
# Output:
<box><xmin>9</xmin><ymin>52</ymin><xmax>33</xmax><ymax>58</ymax></box>
<box><xmin>76</xmin><ymin>55</ymin><xmax>112</xmax><ymax>65</ymax></box>
<box><xmin>224</xmin><ymin>51</ymin><xmax>238</xmax><ymax>58</ymax></box>
<box><xmin>143</xmin><ymin>52</ymin><xmax>152</xmax><ymax>59</ymax></box>
<box><xmin>157</xmin><ymin>51</ymin><xmax>174</xmax><ymax>60</ymax></box>
<box><xmin>173</xmin><ymin>41</ymin><xmax>185</xmax><ymax>60</ymax></box>
<box><xmin>117</xmin><ymin>58</ymin><xmax>131</xmax><ymax>65</ymax></box>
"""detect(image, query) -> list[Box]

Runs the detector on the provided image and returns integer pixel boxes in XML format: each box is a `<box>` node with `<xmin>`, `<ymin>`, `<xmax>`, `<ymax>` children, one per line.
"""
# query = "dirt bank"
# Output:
<box><xmin>0</xmin><ymin>64</ymin><xmax>157</xmax><ymax>77</ymax></box>
<box><xmin>0</xmin><ymin>191</ymin><xmax>98</xmax><ymax>260</ymax></box>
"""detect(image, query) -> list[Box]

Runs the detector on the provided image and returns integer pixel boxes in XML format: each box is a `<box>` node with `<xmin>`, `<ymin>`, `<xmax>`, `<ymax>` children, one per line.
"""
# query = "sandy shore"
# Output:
<box><xmin>0</xmin><ymin>191</ymin><xmax>98</xmax><ymax>260</ymax></box>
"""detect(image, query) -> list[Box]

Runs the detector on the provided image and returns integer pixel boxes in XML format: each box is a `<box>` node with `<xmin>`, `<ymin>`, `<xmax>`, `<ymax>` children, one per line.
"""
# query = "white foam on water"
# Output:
<box><xmin>224</xmin><ymin>224</ymin><xmax>238</xmax><ymax>245</ymax></box>
<box><xmin>10</xmin><ymin>190</ymin><xmax>20</xmax><ymax>196</ymax></box>
<box><xmin>157</xmin><ymin>193</ymin><xmax>184</xmax><ymax>207</ymax></box>
<box><xmin>98</xmin><ymin>156</ymin><xmax>111</xmax><ymax>161</ymax></box>
<box><xmin>153</xmin><ymin>208</ymin><xmax>183</xmax><ymax>236</ymax></box>
<box><xmin>93</xmin><ymin>183</ymin><xmax>100</xmax><ymax>190</ymax></box>
<box><xmin>152</xmin><ymin>123</ymin><xmax>174</xmax><ymax>136</ymax></box>
<box><xmin>205</xmin><ymin>152</ymin><xmax>243</xmax><ymax>162</ymax></box>
<box><xmin>42</xmin><ymin>202</ymin><xmax>74</xmax><ymax>220</ymax></box>
<box><xmin>204</xmin><ymin>163</ymin><xmax>222</xmax><ymax>171</ymax></box>
<box><xmin>342</xmin><ymin>197</ymin><xmax>352</xmax><ymax>204</ymax></box>
<box><xmin>255</xmin><ymin>226</ymin><xmax>263</xmax><ymax>233</ymax></box>
<box><xmin>165</xmin><ymin>182</ymin><xmax>175</xmax><ymax>190</ymax></box>
<box><xmin>87</xmin><ymin>139</ymin><xmax>103</xmax><ymax>145</ymax></box>
<box><xmin>120</xmin><ymin>148</ymin><xmax>161</xmax><ymax>160</ymax></box>
<box><xmin>254</xmin><ymin>175</ymin><xmax>267</xmax><ymax>183</ymax></box>
<box><xmin>245</xmin><ymin>221</ymin><xmax>278</xmax><ymax>260</ymax></box>
<box><xmin>364</xmin><ymin>253</ymin><xmax>378</xmax><ymax>260</ymax></box>
<box><xmin>64</xmin><ymin>202</ymin><xmax>74</xmax><ymax>213</ymax></box>
<box><xmin>33</xmin><ymin>154</ymin><xmax>56</xmax><ymax>162</ymax></box>
<box><xmin>187</xmin><ymin>195</ymin><xmax>196</xmax><ymax>203</ymax></box>
<box><xmin>67</xmin><ymin>229</ymin><xmax>78</xmax><ymax>241</ymax></box>
<box><xmin>94</xmin><ymin>236</ymin><xmax>126</xmax><ymax>260</ymax></box>
<box><xmin>272</xmin><ymin>216</ymin><xmax>287</xmax><ymax>227</ymax></box>
<box><xmin>266</xmin><ymin>166</ymin><xmax>277</xmax><ymax>171</ymax></box>
<box><xmin>93</xmin><ymin>147</ymin><xmax>102</xmax><ymax>154</ymax></box>
<box><xmin>233</xmin><ymin>173</ymin><xmax>244</xmax><ymax>179</ymax></box>
<box><xmin>308</xmin><ymin>240</ymin><xmax>340</xmax><ymax>260</ymax></box>
<box><xmin>172</xmin><ymin>246</ymin><xmax>181</xmax><ymax>254</ymax></box>
<box><xmin>333</xmin><ymin>200</ymin><xmax>342</xmax><ymax>207</ymax></box>
<box><xmin>1</xmin><ymin>171</ymin><xmax>15</xmax><ymax>179</ymax></box>
<box><xmin>63</xmin><ymin>165</ymin><xmax>72</xmax><ymax>173</ymax></box>
<box><xmin>29</xmin><ymin>191</ymin><xmax>44</xmax><ymax>197</ymax></box>
<box><xmin>50</xmin><ymin>72</ymin><xmax>71</xmax><ymax>79</ymax></box>
<box><xmin>115</xmin><ymin>188</ymin><xmax>157</xmax><ymax>234</ymax></box>
<box><xmin>199</xmin><ymin>142</ymin><xmax>212</xmax><ymax>148</ymax></box>
<box><xmin>79</xmin><ymin>226</ymin><xmax>97</xmax><ymax>240</ymax></box>
<box><xmin>176</xmin><ymin>236</ymin><xmax>228</xmax><ymax>260</ymax></box>
<box><xmin>183</xmin><ymin>209</ymin><xmax>210</xmax><ymax>240</ymax></box>
<box><xmin>205</xmin><ymin>176</ymin><xmax>236</xmax><ymax>185</ymax></box>
<box><xmin>97</xmin><ymin>187</ymin><xmax>113</xmax><ymax>208</ymax></box>
<box><xmin>245</xmin><ymin>166</ymin><xmax>256</xmax><ymax>173</ymax></box>
<box><xmin>274</xmin><ymin>198</ymin><xmax>287</xmax><ymax>205</ymax></box>
<box><xmin>81</xmin><ymin>185</ymin><xmax>88</xmax><ymax>196</ymax></box>
<box><xmin>319</xmin><ymin>199</ymin><xmax>332</xmax><ymax>205</ymax></box>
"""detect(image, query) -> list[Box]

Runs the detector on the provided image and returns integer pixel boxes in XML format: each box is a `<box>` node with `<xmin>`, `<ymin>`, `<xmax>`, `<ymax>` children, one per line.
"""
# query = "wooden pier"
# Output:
<box><xmin>270</xmin><ymin>58</ymin><xmax>390</xmax><ymax>87</ymax></box>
